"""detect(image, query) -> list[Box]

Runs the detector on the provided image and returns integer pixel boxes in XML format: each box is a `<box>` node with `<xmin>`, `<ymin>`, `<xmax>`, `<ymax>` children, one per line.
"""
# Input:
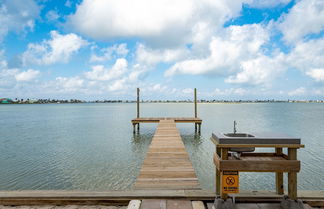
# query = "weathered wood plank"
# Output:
<box><xmin>132</xmin><ymin>117</ymin><xmax>202</xmax><ymax>124</ymax></box>
<box><xmin>0</xmin><ymin>190</ymin><xmax>323</xmax><ymax>206</ymax></box>
<box><xmin>192</xmin><ymin>201</ymin><xmax>205</xmax><ymax>209</ymax></box>
<box><xmin>140</xmin><ymin>199</ymin><xmax>166</xmax><ymax>209</ymax></box>
<box><xmin>213</xmin><ymin>154</ymin><xmax>301</xmax><ymax>172</ymax></box>
<box><xmin>288</xmin><ymin>148</ymin><xmax>298</xmax><ymax>200</ymax></box>
<box><xmin>167</xmin><ymin>200</ymin><xmax>193</xmax><ymax>209</ymax></box>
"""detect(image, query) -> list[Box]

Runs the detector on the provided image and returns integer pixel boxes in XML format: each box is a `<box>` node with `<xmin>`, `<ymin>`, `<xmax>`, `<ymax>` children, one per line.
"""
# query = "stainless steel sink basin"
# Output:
<box><xmin>223</xmin><ymin>133</ymin><xmax>255</xmax><ymax>153</ymax></box>
<box><xmin>212</xmin><ymin>132</ymin><xmax>301</xmax><ymax>145</ymax></box>
<box><xmin>224</xmin><ymin>133</ymin><xmax>255</xmax><ymax>137</ymax></box>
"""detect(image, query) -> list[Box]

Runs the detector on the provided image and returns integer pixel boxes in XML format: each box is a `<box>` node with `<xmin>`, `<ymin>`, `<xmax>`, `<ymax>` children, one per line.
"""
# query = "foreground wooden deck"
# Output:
<box><xmin>0</xmin><ymin>190</ymin><xmax>323</xmax><ymax>207</ymax></box>
<box><xmin>134</xmin><ymin>119</ymin><xmax>200</xmax><ymax>190</ymax></box>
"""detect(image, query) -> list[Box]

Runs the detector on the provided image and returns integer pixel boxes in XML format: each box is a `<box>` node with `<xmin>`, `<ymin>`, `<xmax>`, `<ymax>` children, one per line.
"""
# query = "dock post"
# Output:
<box><xmin>198</xmin><ymin>123</ymin><xmax>201</xmax><ymax>134</ymax></box>
<box><xmin>194</xmin><ymin>88</ymin><xmax>197</xmax><ymax>133</ymax></box>
<box><xmin>216</xmin><ymin>147</ymin><xmax>221</xmax><ymax>195</ymax></box>
<box><xmin>137</xmin><ymin>88</ymin><xmax>140</xmax><ymax>133</ymax></box>
<box><xmin>133</xmin><ymin>123</ymin><xmax>136</xmax><ymax>134</ymax></box>
<box><xmin>288</xmin><ymin>148</ymin><xmax>297</xmax><ymax>200</ymax></box>
<box><xmin>220</xmin><ymin>148</ymin><xmax>229</xmax><ymax>200</ymax></box>
<box><xmin>276</xmin><ymin>148</ymin><xmax>284</xmax><ymax>195</ymax></box>
<box><xmin>194</xmin><ymin>88</ymin><xmax>197</xmax><ymax>118</ymax></box>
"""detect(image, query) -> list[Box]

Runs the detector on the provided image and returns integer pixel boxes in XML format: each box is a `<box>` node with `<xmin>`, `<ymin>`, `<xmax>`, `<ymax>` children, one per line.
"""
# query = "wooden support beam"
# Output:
<box><xmin>220</xmin><ymin>148</ymin><xmax>229</xmax><ymax>200</ymax></box>
<box><xmin>213</xmin><ymin>153</ymin><xmax>300</xmax><ymax>172</ymax></box>
<box><xmin>275</xmin><ymin>148</ymin><xmax>284</xmax><ymax>195</ymax></box>
<box><xmin>137</xmin><ymin>88</ymin><xmax>140</xmax><ymax>118</ymax></box>
<box><xmin>288</xmin><ymin>148</ymin><xmax>298</xmax><ymax>200</ymax></box>
<box><xmin>216</xmin><ymin>147</ymin><xmax>221</xmax><ymax>196</ymax></box>
<box><xmin>136</xmin><ymin>88</ymin><xmax>140</xmax><ymax>133</ymax></box>
<box><xmin>194</xmin><ymin>88</ymin><xmax>197</xmax><ymax>118</ymax></box>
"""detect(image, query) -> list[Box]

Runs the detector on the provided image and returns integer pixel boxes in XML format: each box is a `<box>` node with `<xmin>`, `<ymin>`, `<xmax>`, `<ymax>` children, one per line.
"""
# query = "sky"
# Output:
<box><xmin>0</xmin><ymin>0</ymin><xmax>324</xmax><ymax>100</ymax></box>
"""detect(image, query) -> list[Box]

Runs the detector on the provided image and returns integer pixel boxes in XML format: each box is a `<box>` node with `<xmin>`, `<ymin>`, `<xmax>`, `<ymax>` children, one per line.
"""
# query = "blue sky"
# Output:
<box><xmin>0</xmin><ymin>0</ymin><xmax>324</xmax><ymax>100</ymax></box>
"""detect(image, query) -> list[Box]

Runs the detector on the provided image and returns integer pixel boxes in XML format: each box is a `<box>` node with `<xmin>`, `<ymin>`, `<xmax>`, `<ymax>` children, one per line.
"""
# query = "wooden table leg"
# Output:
<box><xmin>220</xmin><ymin>148</ymin><xmax>229</xmax><ymax>200</ymax></box>
<box><xmin>288</xmin><ymin>148</ymin><xmax>297</xmax><ymax>200</ymax></box>
<box><xmin>275</xmin><ymin>148</ymin><xmax>284</xmax><ymax>195</ymax></box>
<box><xmin>216</xmin><ymin>147</ymin><xmax>221</xmax><ymax>196</ymax></box>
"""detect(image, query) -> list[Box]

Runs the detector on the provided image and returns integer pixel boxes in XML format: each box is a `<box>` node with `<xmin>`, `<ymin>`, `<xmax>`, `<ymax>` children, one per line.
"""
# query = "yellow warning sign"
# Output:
<box><xmin>222</xmin><ymin>171</ymin><xmax>239</xmax><ymax>193</ymax></box>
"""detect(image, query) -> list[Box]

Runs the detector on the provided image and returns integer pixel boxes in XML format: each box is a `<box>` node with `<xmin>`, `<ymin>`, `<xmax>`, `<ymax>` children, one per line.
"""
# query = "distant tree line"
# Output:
<box><xmin>1</xmin><ymin>98</ymin><xmax>324</xmax><ymax>104</ymax></box>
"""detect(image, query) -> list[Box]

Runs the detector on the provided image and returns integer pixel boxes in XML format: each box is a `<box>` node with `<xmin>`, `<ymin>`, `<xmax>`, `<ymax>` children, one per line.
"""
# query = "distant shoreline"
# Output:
<box><xmin>1</xmin><ymin>100</ymin><xmax>324</xmax><ymax>104</ymax></box>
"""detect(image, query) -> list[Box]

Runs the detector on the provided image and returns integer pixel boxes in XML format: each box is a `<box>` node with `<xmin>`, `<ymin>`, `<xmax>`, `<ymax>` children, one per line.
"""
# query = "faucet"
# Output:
<box><xmin>233</xmin><ymin>120</ymin><xmax>237</xmax><ymax>134</ymax></box>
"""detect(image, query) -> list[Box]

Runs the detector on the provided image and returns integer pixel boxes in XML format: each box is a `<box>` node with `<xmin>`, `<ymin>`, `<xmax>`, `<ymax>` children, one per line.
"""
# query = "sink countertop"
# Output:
<box><xmin>212</xmin><ymin>132</ymin><xmax>301</xmax><ymax>144</ymax></box>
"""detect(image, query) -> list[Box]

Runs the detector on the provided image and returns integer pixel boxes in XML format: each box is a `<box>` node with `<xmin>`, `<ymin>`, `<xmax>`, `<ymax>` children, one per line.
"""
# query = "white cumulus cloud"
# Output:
<box><xmin>248</xmin><ymin>0</ymin><xmax>292</xmax><ymax>8</ymax></box>
<box><xmin>225</xmin><ymin>54</ymin><xmax>285</xmax><ymax>86</ymax></box>
<box><xmin>288</xmin><ymin>87</ymin><xmax>306</xmax><ymax>96</ymax></box>
<box><xmin>90</xmin><ymin>43</ymin><xmax>129</xmax><ymax>62</ymax></box>
<box><xmin>0</xmin><ymin>0</ymin><xmax>40</xmax><ymax>41</ymax></box>
<box><xmin>286</xmin><ymin>38</ymin><xmax>324</xmax><ymax>75</ymax></box>
<box><xmin>55</xmin><ymin>76</ymin><xmax>84</xmax><ymax>92</ymax></box>
<box><xmin>135</xmin><ymin>44</ymin><xmax>188</xmax><ymax>66</ymax></box>
<box><xmin>15</xmin><ymin>69</ymin><xmax>40</xmax><ymax>81</ymax></box>
<box><xmin>165</xmin><ymin>24</ymin><xmax>269</xmax><ymax>77</ymax></box>
<box><xmin>306</xmin><ymin>69</ymin><xmax>324</xmax><ymax>81</ymax></box>
<box><xmin>278</xmin><ymin>0</ymin><xmax>324</xmax><ymax>43</ymax></box>
<box><xmin>22</xmin><ymin>30</ymin><xmax>88</xmax><ymax>66</ymax></box>
<box><xmin>67</xmin><ymin>0</ymin><xmax>249</xmax><ymax>46</ymax></box>
<box><xmin>85</xmin><ymin>58</ymin><xmax>128</xmax><ymax>81</ymax></box>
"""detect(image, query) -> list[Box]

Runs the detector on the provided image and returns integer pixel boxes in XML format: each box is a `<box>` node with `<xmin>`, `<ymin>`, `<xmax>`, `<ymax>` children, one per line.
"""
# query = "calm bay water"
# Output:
<box><xmin>0</xmin><ymin>103</ymin><xmax>323</xmax><ymax>191</ymax></box>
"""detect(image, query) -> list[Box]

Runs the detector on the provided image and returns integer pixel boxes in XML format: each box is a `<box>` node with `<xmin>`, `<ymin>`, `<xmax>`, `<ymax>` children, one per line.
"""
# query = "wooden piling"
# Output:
<box><xmin>220</xmin><ymin>148</ymin><xmax>229</xmax><ymax>200</ymax></box>
<box><xmin>215</xmin><ymin>147</ymin><xmax>221</xmax><ymax>196</ymax></box>
<box><xmin>194</xmin><ymin>88</ymin><xmax>197</xmax><ymax>118</ymax></box>
<box><xmin>288</xmin><ymin>148</ymin><xmax>298</xmax><ymax>200</ymax></box>
<box><xmin>275</xmin><ymin>148</ymin><xmax>284</xmax><ymax>195</ymax></box>
<box><xmin>137</xmin><ymin>88</ymin><xmax>140</xmax><ymax>118</ymax></box>
<box><xmin>136</xmin><ymin>88</ymin><xmax>140</xmax><ymax>133</ymax></box>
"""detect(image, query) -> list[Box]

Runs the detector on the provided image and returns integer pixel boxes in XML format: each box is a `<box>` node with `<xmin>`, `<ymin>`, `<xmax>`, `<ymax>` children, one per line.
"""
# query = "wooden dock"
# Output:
<box><xmin>132</xmin><ymin>117</ymin><xmax>202</xmax><ymax>123</ymax></box>
<box><xmin>132</xmin><ymin>117</ymin><xmax>202</xmax><ymax>134</ymax></box>
<box><xmin>134</xmin><ymin>119</ymin><xmax>200</xmax><ymax>190</ymax></box>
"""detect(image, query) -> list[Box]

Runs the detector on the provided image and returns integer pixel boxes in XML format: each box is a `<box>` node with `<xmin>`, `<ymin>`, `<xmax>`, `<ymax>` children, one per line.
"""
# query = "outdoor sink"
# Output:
<box><xmin>224</xmin><ymin>133</ymin><xmax>255</xmax><ymax>137</ymax></box>
<box><xmin>224</xmin><ymin>133</ymin><xmax>255</xmax><ymax>152</ymax></box>
<box><xmin>211</xmin><ymin>132</ymin><xmax>301</xmax><ymax>145</ymax></box>
<box><xmin>211</xmin><ymin>131</ymin><xmax>301</xmax><ymax>158</ymax></box>
<box><xmin>220</xmin><ymin>133</ymin><xmax>255</xmax><ymax>153</ymax></box>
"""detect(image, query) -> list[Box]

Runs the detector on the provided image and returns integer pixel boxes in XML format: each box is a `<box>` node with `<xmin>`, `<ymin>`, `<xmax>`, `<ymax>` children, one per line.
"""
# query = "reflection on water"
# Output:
<box><xmin>0</xmin><ymin>103</ymin><xmax>323</xmax><ymax>191</ymax></box>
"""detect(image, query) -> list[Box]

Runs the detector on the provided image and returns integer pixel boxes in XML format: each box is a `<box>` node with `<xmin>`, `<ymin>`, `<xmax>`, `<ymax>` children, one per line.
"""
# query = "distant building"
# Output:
<box><xmin>0</xmin><ymin>98</ymin><xmax>13</xmax><ymax>104</ymax></box>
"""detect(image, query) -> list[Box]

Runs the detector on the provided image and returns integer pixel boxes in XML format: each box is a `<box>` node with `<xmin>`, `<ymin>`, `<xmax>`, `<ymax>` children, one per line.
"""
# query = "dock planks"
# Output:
<box><xmin>134</xmin><ymin>119</ymin><xmax>200</xmax><ymax>190</ymax></box>
<box><xmin>132</xmin><ymin>117</ymin><xmax>202</xmax><ymax>124</ymax></box>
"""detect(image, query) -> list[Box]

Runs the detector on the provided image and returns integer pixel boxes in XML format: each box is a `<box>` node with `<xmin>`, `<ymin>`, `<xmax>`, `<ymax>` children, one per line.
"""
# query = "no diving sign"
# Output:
<box><xmin>222</xmin><ymin>171</ymin><xmax>239</xmax><ymax>193</ymax></box>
